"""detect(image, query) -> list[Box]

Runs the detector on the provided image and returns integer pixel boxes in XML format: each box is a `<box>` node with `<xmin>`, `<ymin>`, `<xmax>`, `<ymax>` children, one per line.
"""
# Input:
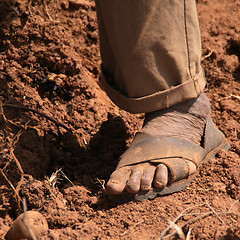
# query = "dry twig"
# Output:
<box><xmin>206</xmin><ymin>202</ymin><xmax>225</xmax><ymax>224</ymax></box>
<box><xmin>15</xmin><ymin>175</ymin><xmax>26</xmax><ymax>197</ymax></box>
<box><xmin>42</xmin><ymin>0</ymin><xmax>52</xmax><ymax>20</ymax></box>
<box><xmin>22</xmin><ymin>198</ymin><xmax>37</xmax><ymax>240</ymax></box>
<box><xmin>186</xmin><ymin>228</ymin><xmax>192</xmax><ymax>240</ymax></box>
<box><xmin>159</xmin><ymin>204</ymin><xmax>205</xmax><ymax>239</ymax></box>
<box><xmin>48</xmin><ymin>168</ymin><xmax>74</xmax><ymax>187</ymax></box>
<box><xmin>159</xmin><ymin>201</ymin><xmax>240</xmax><ymax>240</ymax></box>
<box><xmin>161</xmin><ymin>212</ymin><xmax>212</xmax><ymax>239</ymax></box>
<box><xmin>27</xmin><ymin>0</ymin><xmax>32</xmax><ymax>13</ymax></box>
<box><xmin>229</xmin><ymin>198</ymin><xmax>239</xmax><ymax>212</ymax></box>
<box><xmin>27</xmin><ymin>0</ymin><xmax>52</xmax><ymax>20</ymax></box>
<box><xmin>0</xmin><ymin>103</ymin><xmax>7</xmax><ymax>124</ymax></box>
<box><xmin>7</xmin><ymin>119</ymin><xmax>44</xmax><ymax>136</ymax></box>
<box><xmin>90</xmin><ymin>177</ymin><xmax>108</xmax><ymax>196</ymax></box>
<box><xmin>167</xmin><ymin>221</ymin><xmax>185</xmax><ymax>239</ymax></box>
<box><xmin>0</xmin><ymin>168</ymin><xmax>22</xmax><ymax>205</ymax></box>
<box><xmin>10</xmin><ymin>149</ymin><xmax>24</xmax><ymax>174</ymax></box>
<box><xmin>3</xmin><ymin>103</ymin><xmax>72</xmax><ymax>132</ymax></box>
<box><xmin>58</xmin><ymin>169</ymin><xmax>75</xmax><ymax>186</ymax></box>
<box><xmin>0</xmin><ymin>115</ymin><xmax>25</xmax><ymax>174</ymax></box>
<box><xmin>201</xmin><ymin>50</ymin><xmax>214</xmax><ymax>61</ymax></box>
<box><xmin>219</xmin><ymin>94</ymin><xmax>240</xmax><ymax>101</ymax></box>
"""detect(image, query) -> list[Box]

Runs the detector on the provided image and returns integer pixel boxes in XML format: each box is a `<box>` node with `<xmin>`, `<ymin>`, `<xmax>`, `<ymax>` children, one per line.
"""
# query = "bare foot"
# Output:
<box><xmin>106</xmin><ymin>92</ymin><xmax>211</xmax><ymax>195</ymax></box>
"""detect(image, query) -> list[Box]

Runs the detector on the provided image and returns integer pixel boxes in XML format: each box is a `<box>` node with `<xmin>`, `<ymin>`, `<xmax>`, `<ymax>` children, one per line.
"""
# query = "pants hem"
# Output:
<box><xmin>100</xmin><ymin>67</ymin><xmax>206</xmax><ymax>113</ymax></box>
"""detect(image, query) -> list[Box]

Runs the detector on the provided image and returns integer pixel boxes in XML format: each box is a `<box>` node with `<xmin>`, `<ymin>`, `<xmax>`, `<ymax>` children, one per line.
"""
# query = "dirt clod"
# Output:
<box><xmin>5</xmin><ymin>210</ymin><xmax>48</xmax><ymax>240</ymax></box>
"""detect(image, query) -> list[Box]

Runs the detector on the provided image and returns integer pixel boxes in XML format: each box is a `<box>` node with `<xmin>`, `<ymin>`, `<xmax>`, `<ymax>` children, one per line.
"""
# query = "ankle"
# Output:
<box><xmin>141</xmin><ymin>92</ymin><xmax>211</xmax><ymax>145</ymax></box>
<box><xmin>172</xmin><ymin>92</ymin><xmax>211</xmax><ymax>118</ymax></box>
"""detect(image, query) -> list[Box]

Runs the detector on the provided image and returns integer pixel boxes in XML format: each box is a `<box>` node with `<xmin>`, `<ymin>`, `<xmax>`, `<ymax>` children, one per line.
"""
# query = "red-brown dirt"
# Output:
<box><xmin>0</xmin><ymin>0</ymin><xmax>239</xmax><ymax>239</ymax></box>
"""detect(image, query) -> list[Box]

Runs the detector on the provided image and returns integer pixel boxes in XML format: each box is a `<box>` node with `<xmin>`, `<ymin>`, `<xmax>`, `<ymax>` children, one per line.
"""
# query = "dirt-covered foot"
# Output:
<box><xmin>106</xmin><ymin>92</ymin><xmax>211</xmax><ymax>195</ymax></box>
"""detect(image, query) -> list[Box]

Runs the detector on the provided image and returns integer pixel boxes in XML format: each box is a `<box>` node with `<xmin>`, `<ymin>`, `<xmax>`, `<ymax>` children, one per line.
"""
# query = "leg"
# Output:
<box><xmin>95</xmin><ymin>0</ymin><xmax>206</xmax><ymax>113</ymax></box>
<box><xmin>95</xmin><ymin>0</ymin><xmax>229</xmax><ymax>200</ymax></box>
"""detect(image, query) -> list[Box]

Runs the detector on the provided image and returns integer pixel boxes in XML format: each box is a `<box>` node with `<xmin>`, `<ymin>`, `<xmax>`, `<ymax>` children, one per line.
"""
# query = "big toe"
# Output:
<box><xmin>106</xmin><ymin>167</ymin><xmax>131</xmax><ymax>195</ymax></box>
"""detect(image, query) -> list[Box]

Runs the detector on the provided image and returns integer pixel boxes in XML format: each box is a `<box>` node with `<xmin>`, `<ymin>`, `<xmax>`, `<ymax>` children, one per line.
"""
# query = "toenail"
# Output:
<box><xmin>155</xmin><ymin>181</ymin><xmax>165</xmax><ymax>187</ymax></box>
<box><xmin>141</xmin><ymin>185</ymin><xmax>150</xmax><ymax>190</ymax></box>
<box><xmin>127</xmin><ymin>183</ymin><xmax>137</xmax><ymax>189</ymax></box>
<box><xmin>109</xmin><ymin>179</ymin><xmax>121</xmax><ymax>185</ymax></box>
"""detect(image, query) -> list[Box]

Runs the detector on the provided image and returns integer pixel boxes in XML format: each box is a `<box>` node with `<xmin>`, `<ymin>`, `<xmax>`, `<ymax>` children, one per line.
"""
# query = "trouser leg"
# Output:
<box><xmin>95</xmin><ymin>0</ymin><xmax>206</xmax><ymax>113</ymax></box>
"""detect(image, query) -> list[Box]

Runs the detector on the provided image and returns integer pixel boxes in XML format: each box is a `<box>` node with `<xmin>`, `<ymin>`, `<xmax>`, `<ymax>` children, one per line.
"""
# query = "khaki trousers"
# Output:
<box><xmin>95</xmin><ymin>0</ymin><xmax>206</xmax><ymax>113</ymax></box>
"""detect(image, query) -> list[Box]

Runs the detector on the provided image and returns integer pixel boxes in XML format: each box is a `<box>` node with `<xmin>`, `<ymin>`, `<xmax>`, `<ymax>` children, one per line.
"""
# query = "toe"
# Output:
<box><xmin>126</xmin><ymin>167</ymin><xmax>144</xmax><ymax>194</ymax></box>
<box><xmin>106</xmin><ymin>167</ymin><xmax>131</xmax><ymax>195</ymax></box>
<box><xmin>154</xmin><ymin>164</ymin><xmax>168</xmax><ymax>188</ymax></box>
<box><xmin>140</xmin><ymin>165</ymin><xmax>155</xmax><ymax>191</ymax></box>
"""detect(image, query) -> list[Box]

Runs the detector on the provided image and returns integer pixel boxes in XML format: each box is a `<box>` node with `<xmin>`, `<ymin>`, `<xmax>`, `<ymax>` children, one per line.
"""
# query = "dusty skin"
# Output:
<box><xmin>105</xmin><ymin>93</ymin><xmax>211</xmax><ymax>195</ymax></box>
<box><xmin>0</xmin><ymin>0</ymin><xmax>240</xmax><ymax>239</ymax></box>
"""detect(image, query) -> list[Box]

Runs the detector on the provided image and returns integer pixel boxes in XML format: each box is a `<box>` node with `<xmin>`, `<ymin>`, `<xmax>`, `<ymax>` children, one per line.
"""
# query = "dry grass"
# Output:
<box><xmin>159</xmin><ymin>200</ymin><xmax>240</xmax><ymax>239</ymax></box>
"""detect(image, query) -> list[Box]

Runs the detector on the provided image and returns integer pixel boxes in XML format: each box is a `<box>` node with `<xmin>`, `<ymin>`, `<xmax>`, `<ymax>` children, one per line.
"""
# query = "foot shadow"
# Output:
<box><xmin>51</xmin><ymin>113</ymin><xmax>129</xmax><ymax>201</ymax></box>
<box><xmin>11</xmin><ymin>111</ymin><xmax>129</xmax><ymax>187</ymax></box>
<box><xmin>226</xmin><ymin>38</ymin><xmax>240</xmax><ymax>82</ymax></box>
<box><xmin>2</xmin><ymin>102</ymin><xmax>130</xmax><ymax>210</ymax></box>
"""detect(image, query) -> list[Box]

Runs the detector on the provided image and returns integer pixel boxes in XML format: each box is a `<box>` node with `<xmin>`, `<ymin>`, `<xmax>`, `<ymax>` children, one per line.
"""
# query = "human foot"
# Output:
<box><xmin>106</xmin><ymin>92</ymin><xmax>228</xmax><ymax>200</ymax></box>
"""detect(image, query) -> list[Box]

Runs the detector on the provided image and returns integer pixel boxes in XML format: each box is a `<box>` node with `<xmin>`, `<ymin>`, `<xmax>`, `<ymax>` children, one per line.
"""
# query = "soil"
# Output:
<box><xmin>0</xmin><ymin>0</ymin><xmax>239</xmax><ymax>239</ymax></box>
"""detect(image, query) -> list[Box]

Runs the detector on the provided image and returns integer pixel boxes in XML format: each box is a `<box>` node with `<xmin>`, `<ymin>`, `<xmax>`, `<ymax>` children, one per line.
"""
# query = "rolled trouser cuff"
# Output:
<box><xmin>100</xmin><ymin>66</ymin><xmax>206</xmax><ymax>114</ymax></box>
